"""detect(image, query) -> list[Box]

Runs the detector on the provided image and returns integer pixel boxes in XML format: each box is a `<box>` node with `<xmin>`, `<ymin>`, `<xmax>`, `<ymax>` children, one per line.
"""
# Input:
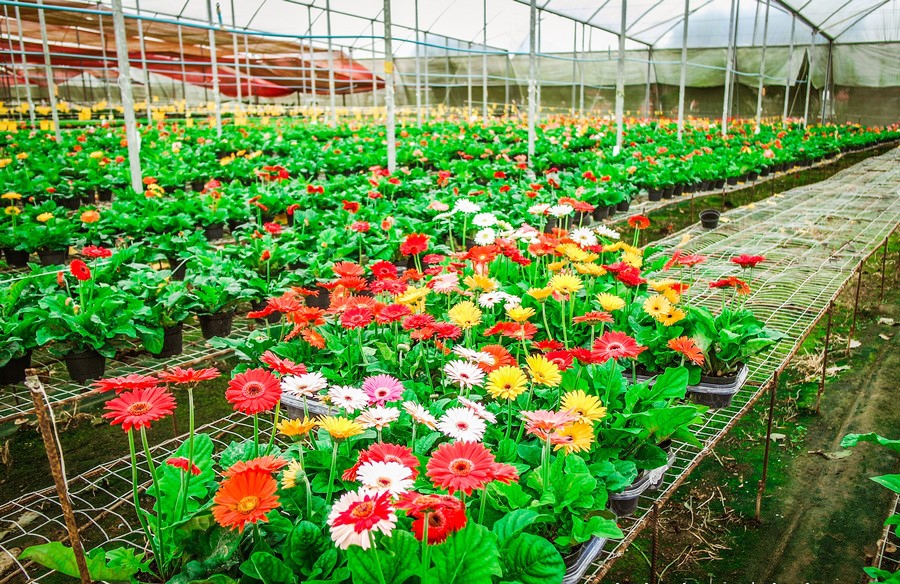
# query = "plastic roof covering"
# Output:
<box><xmin>107</xmin><ymin>0</ymin><xmax>900</xmax><ymax>56</ymax></box>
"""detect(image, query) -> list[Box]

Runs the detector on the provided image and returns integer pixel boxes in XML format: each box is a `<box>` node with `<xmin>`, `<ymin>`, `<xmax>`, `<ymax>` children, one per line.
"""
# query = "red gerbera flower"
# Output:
<box><xmin>677</xmin><ymin>254</ymin><xmax>707</xmax><ymax>267</ymax></box>
<box><xmin>81</xmin><ymin>245</ymin><xmax>112</xmax><ymax>259</ymax></box>
<box><xmin>332</xmin><ymin>261</ymin><xmax>365</xmax><ymax>278</ymax></box>
<box><xmin>370</xmin><ymin>260</ymin><xmax>399</xmax><ymax>280</ymax></box>
<box><xmin>668</xmin><ymin>336</ymin><xmax>705</xmax><ymax>366</ymax></box>
<box><xmin>225</xmin><ymin>368</ymin><xmax>281</xmax><ymax>415</ymax></box>
<box><xmin>167</xmin><ymin>457</ymin><xmax>201</xmax><ymax>476</ymax></box>
<box><xmin>544</xmin><ymin>350</ymin><xmax>575</xmax><ymax>371</ymax></box>
<box><xmin>341</xmin><ymin>306</ymin><xmax>374</xmax><ymax>329</ymax></box>
<box><xmin>212</xmin><ymin>469</ymin><xmax>280</xmax><ymax>532</ymax></box>
<box><xmin>377</xmin><ymin>303</ymin><xmax>412</xmax><ymax>324</ymax></box>
<box><xmin>103</xmin><ymin>387</ymin><xmax>177</xmax><ymax>432</ymax></box>
<box><xmin>662</xmin><ymin>250</ymin><xmax>682</xmax><ymax>272</ymax></box>
<box><xmin>259</xmin><ymin>351</ymin><xmax>307</xmax><ymax>376</ymax></box>
<box><xmin>157</xmin><ymin>366</ymin><xmax>221</xmax><ymax>385</ymax></box>
<box><xmin>93</xmin><ymin>373</ymin><xmax>159</xmax><ymax>393</ymax></box>
<box><xmin>69</xmin><ymin>259</ymin><xmax>91</xmax><ymax>281</ymax></box>
<box><xmin>533</xmin><ymin>339</ymin><xmax>565</xmax><ymax>352</ymax></box>
<box><xmin>343</xmin><ymin>442</ymin><xmax>421</xmax><ymax>481</ymax></box>
<box><xmin>731</xmin><ymin>254</ymin><xmax>766</xmax><ymax>269</ymax></box>
<box><xmin>627</xmin><ymin>215</ymin><xmax>650</xmax><ymax>230</ymax></box>
<box><xmin>410</xmin><ymin>497</ymin><xmax>468</xmax><ymax>544</ymax></box>
<box><xmin>490</xmin><ymin>462</ymin><xmax>520</xmax><ymax>484</ymax></box>
<box><xmin>223</xmin><ymin>455</ymin><xmax>288</xmax><ymax>477</ymax></box>
<box><xmin>263</xmin><ymin>222</ymin><xmax>282</xmax><ymax>236</ymax></box>
<box><xmin>616</xmin><ymin>267</ymin><xmax>647</xmax><ymax>287</ymax></box>
<box><xmin>402</xmin><ymin>313</ymin><xmax>436</xmax><ymax>330</ymax></box>
<box><xmin>709</xmin><ymin>276</ymin><xmax>751</xmax><ymax>295</ymax></box>
<box><xmin>569</xmin><ymin>347</ymin><xmax>595</xmax><ymax>364</ymax></box>
<box><xmin>342</xmin><ymin>200</ymin><xmax>360</xmax><ymax>213</ymax></box>
<box><xmin>426</xmin><ymin>441</ymin><xmax>497</xmax><ymax>495</ymax></box>
<box><xmin>591</xmin><ymin>331</ymin><xmax>647</xmax><ymax>363</ymax></box>
<box><xmin>573</xmin><ymin>311</ymin><xmax>614</xmax><ymax>325</ymax></box>
<box><xmin>400</xmin><ymin>233</ymin><xmax>430</xmax><ymax>256</ymax></box>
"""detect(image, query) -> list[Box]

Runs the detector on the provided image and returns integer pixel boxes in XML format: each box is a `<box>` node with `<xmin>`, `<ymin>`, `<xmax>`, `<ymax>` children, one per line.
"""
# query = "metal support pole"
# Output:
<box><xmin>721</xmin><ymin>0</ymin><xmax>737</xmax><ymax>136</ymax></box>
<box><xmin>820</xmin><ymin>41</ymin><xmax>833</xmax><ymax>124</ymax></box>
<box><xmin>644</xmin><ymin>50</ymin><xmax>652</xmax><ymax>119</ymax></box>
<box><xmin>783</xmin><ymin>17</ymin><xmax>795</xmax><ymax>121</ymax></box>
<box><xmin>244</xmin><ymin>34</ymin><xmax>252</xmax><ymax>105</ymax></box>
<box><xmin>755</xmin><ymin>371</ymin><xmax>779</xmax><ymax>523</ymax></box>
<box><xmin>111</xmin><ymin>0</ymin><xmax>143</xmax><ymax>194</ymax></box>
<box><xmin>504</xmin><ymin>52</ymin><xmax>510</xmax><ymax>114</ymax></box>
<box><xmin>414</xmin><ymin>0</ymin><xmax>421</xmax><ymax>126</ymax></box>
<box><xmin>383</xmin><ymin>0</ymin><xmax>397</xmax><ymax>172</ymax></box>
<box><xmin>571</xmin><ymin>21</ymin><xmax>578</xmax><ymax>117</ymax></box>
<box><xmin>526</xmin><ymin>0</ymin><xmax>537</xmax><ymax>165</ymax></box>
<box><xmin>308</xmin><ymin>8</ymin><xmax>316</xmax><ymax>111</ymax></box>
<box><xmin>880</xmin><ymin>236</ymin><xmax>889</xmax><ymax>303</ymax></box>
<box><xmin>14</xmin><ymin>5</ymin><xmax>36</xmax><ymax>126</ymax></box>
<box><xmin>26</xmin><ymin>374</ymin><xmax>92</xmax><ymax>584</ymax></box>
<box><xmin>467</xmin><ymin>42</ymin><xmax>473</xmax><ymax>121</ymax></box>
<box><xmin>650</xmin><ymin>501</ymin><xmax>660</xmax><ymax>584</ymax></box>
<box><xmin>803</xmin><ymin>31</ymin><xmax>815</xmax><ymax>127</ymax></box>
<box><xmin>754</xmin><ymin>0</ymin><xmax>771</xmax><ymax>134</ymax></box>
<box><xmin>230</xmin><ymin>0</ymin><xmax>242</xmax><ymax>111</ymax></box>
<box><xmin>176</xmin><ymin>24</ymin><xmax>188</xmax><ymax>104</ymax></box>
<box><xmin>205</xmin><ymin>0</ymin><xmax>222</xmax><ymax>136</ymax></box>
<box><xmin>848</xmin><ymin>265</ymin><xmax>863</xmax><ymax>352</ymax></box>
<box><xmin>815</xmin><ymin>304</ymin><xmax>833</xmax><ymax>414</ymax></box>
<box><xmin>424</xmin><ymin>30</ymin><xmax>430</xmax><ymax>121</ymax></box>
<box><xmin>134</xmin><ymin>0</ymin><xmax>153</xmax><ymax>126</ymax></box>
<box><xmin>482</xmin><ymin>0</ymin><xmax>488</xmax><ymax>122</ymax></box>
<box><xmin>614</xmin><ymin>0</ymin><xmax>626</xmax><ymax>155</ymax></box>
<box><xmin>325</xmin><ymin>0</ymin><xmax>337</xmax><ymax>126</ymax></box>
<box><xmin>676</xmin><ymin>0</ymin><xmax>689</xmax><ymax>140</ymax></box>
<box><xmin>370</xmin><ymin>20</ymin><xmax>378</xmax><ymax>110</ymax></box>
<box><xmin>580</xmin><ymin>23</ymin><xmax>586</xmax><ymax>117</ymax></box>
<box><xmin>97</xmin><ymin>8</ymin><xmax>114</xmax><ymax>117</ymax></box>
<box><xmin>36</xmin><ymin>0</ymin><xmax>62</xmax><ymax>141</ymax></box>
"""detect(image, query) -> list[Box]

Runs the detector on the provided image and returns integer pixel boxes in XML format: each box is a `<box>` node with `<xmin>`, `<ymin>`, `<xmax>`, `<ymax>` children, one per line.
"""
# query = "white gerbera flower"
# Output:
<box><xmin>472</xmin><ymin>212</ymin><xmax>498</xmax><ymax>228</ymax></box>
<box><xmin>454</xmin><ymin>200</ymin><xmax>481</xmax><ymax>214</ymax></box>
<box><xmin>477</xmin><ymin>291</ymin><xmax>507</xmax><ymax>308</ymax></box>
<box><xmin>570</xmin><ymin>227</ymin><xmax>598</xmax><ymax>247</ymax></box>
<box><xmin>357</xmin><ymin>461</ymin><xmax>414</xmax><ymax>496</ymax></box>
<box><xmin>502</xmin><ymin>294</ymin><xmax>522</xmax><ymax>310</ymax></box>
<box><xmin>595</xmin><ymin>225</ymin><xmax>621</xmax><ymax>240</ymax></box>
<box><xmin>437</xmin><ymin>407</ymin><xmax>487</xmax><ymax>442</ymax></box>
<box><xmin>282</xmin><ymin>372</ymin><xmax>328</xmax><ymax>398</ymax></box>
<box><xmin>547</xmin><ymin>204</ymin><xmax>574</xmax><ymax>217</ymax></box>
<box><xmin>458</xmin><ymin>396</ymin><xmax>497</xmax><ymax>424</ymax></box>
<box><xmin>403</xmin><ymin>401</ymin><xmax>438</xmax><ymax>429</ymax></box>
<box><xmin>328</xmin><ymin>489</ymin><xmax>397</xmax><ymax>550</ymax></box>
<box><xmin>528</xmin><ymin>203</ymin><xmax>550</xmax><ymax>216</ymax></box>
<box><xmin>451</xmin><ymin>346</ymin><xmax>495</xmax><ymax>367</ymax></box>
<box><xmin>356</xmin><ymin>406</ymin><xmax>401</xmax><ymax>430</ymax></box>
<box><xmin>328</xmin><ymin>385</ymin><xmax>368</xmax><ymax>413</ymax></box>
<box><xmin>474</xmin><ymin>228</ymin><xmax>497</xmax><ymax>245</ymax></box>
<box><xmin>443</xmin><ymin>360</ymin><xmax>485</xmax><ymax>389</ymax></box>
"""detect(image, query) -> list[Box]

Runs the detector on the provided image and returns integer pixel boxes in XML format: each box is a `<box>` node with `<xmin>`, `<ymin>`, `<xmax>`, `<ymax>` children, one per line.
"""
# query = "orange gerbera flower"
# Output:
<box><xmin>212</xmin><ymin>470</ymin><xmax>280</xmax><ymax>532</ymax></box>
<box><xmin>667</xmin><ymin>336</ymin><xmax>705</xmax><ymax>365</ymax></box>
<box><xmin>102</xmin><ymin>387</ymin><xmax>176</xmax><ymax>432</ymax></box>
<box><xmin>477</xmin><ymin>344</ymin><xmax>515</xmax><ymax>373</ymax></box>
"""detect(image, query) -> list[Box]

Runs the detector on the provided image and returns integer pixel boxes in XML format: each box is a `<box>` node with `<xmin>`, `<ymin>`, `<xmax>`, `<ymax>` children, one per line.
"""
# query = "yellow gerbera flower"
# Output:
<box><xmin>657</xmin><ymin>307</ymin><xmax>686</xmax><ymax>326</ymax></box>
<box><xmin>556</xmin><ymin>243</ymin><xmax>590</xmax><ymax>262</ymax></box>
<box><xmin>15</xmin><ymin>152</ymin><xmax>28</xmax><ymax>160</ymax></box>
<box><xmin>603</xmin><ymin>242</ymin><xmax>626</xmax><ymax>253</ymax></box>
<box><xmin>548</xmin><ymin>273</ymin><xmax>583</xmax><ymax>295</ymax></box>
<box><xmin>525</xmin><ymin>354</ymin><xmax>562</xmax><ymax>387</ymax></box>
<box><xmin>661</xmin><ymin>288</ymin><xmax>681</xmax><ymax>304</ymax></box>
<box><xmin>622</xmin><ymin>251</ymin><xmax>643</xmax><ymax>269</ymax></box>
<box><xmin>463</xmin><ymin>273</ymin><xmax>497</xmax><ymax>292</ymax></box>
<box><xmin>643</xmin><ymin>295</ymin><xmax>671</xmax><ymax>319</ymax></box>
<box><xmin>596</xmin><ymin>293</ymin><xmax>626</xmax><ymax>312</ymax></box>
<box><xmin>1</xmin><ymin>192</ymin><xmax>21</xmax><ymax>200</ymax></box>
<box><xmin>621</xmin><ymin>243</ymin><xmax>642</xmax><ymax>256</ymax></box>
<box><xmin>574</xmin><ymin>262</ymin><xmax>606</xmax><ymax>276</ymax></box>
<box><xmin>527</xmin><ymin>286</ymin><xmax>554</xmax><ymax>302</ymax></box>
<box><xmin>277</xmin><ymin>417</ymin><xmax>317</xmax><ymax>438</ymax></box>
<box><xmin>506</xmin><ymin>306</ymin><xmax>535</xmax><ymax>323</ymax></box>
<box><xmin>396</xmin><ymin>285</ymin><xmax>430</xmax><ymax>306</ymax></box>
<box><xmin>561</xmin><ymin>390</ymin><xmax>607</xmax><ymax>424</ymax></box>
<box><xmin>485</xmin><ymin>366</ymin><xmax>529</xmax><ymax>400</ymax></box>
<box><xmin>448</xmin><ymin>301</ymin><xmax>483</xmax><ymax>330</ymax></box>
<box><xmin>553</xmin><ymin>422</ymin><xmax>595</xmax><ymax>454</ymax></box>
<box><xmin>280</xmin><ymin>460</ymin><xmax>306</xmax><ymax>489</ymax></box>
<box><xmin>649</xmin><ymin>279</ymin><xmax>678</xmax><ymax>293</ymax></box>
<box><xmin>36</xmin><ymin>212</ymin><xmax>54</xmax><ymax>223</ymax></box>
<box><xmin>317</xmin><ymin>416</ymin><xmax>364</xmax><ymax>441</ymax></box>
<box><xmin>547</xmin><ymin>260</ymin><xmax>567</xmax><ymax>273</ymax></box>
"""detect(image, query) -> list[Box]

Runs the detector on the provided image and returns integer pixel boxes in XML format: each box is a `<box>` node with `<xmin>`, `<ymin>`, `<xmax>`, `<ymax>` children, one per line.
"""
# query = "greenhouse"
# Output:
<box><xmin>0</xmin><ymin>0</ymin><xmax>898</xmax><ymax>583</ymax></box>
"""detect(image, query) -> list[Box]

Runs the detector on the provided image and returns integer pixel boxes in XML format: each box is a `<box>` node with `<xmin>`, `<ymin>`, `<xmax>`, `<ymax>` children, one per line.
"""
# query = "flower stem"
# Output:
<box><xmin>368</xmin><ymin>531</ymin><xmax>387</xmax><ymax>584</ymax></box>
<box><xmin>178</xmin><ymin>387</ymin><xmax>196</xmax><ymax>521</ymax></box>
<box><xmin>140</xmin><ymin>428</ymin><xmax>166</xmax><ymax>571</ymax></box>
<box><xmin>253</xmin><ymin>413</ymin><xmax>259</xmax><ymax>458</ymax></box>
<box><xmin>128</xmin><ymin>430</ymin><xmax>161</xmax><ymax>572</ymax></box>
<box><xmin>422</xmin><ymin>513</ymin><xmax>431</xmax><ymax>567</ymax></box>
<box><xmin>325</xmin><ymin>440</ymin><xmax>339</xmax><ymax>503</ymax></box>
<box><xmin>265</xmin><ymin>402</ymin><xmax>281</xmax><ymax>456</ymax></box>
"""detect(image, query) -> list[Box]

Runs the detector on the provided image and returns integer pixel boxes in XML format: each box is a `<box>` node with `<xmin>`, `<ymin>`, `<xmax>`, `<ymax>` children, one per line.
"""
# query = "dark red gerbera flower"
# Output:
<box><xmin>69</xmin><ymin>259</ymin><xmax>91</xmax><ymax>281</ymax></box>
<box><xmin>400</xmin><ymin>233</ymin><xmax>430</xmax><ymax>256</ymax></box>
<box><xmin>731</xmin><ymin>254</ymin><xmax>766</xmax><ymax>269</ymax></box>
<box><xmin>410</xmin><ymin>497</ymin><xmax>468</xmax><ymax>544</ymax></box>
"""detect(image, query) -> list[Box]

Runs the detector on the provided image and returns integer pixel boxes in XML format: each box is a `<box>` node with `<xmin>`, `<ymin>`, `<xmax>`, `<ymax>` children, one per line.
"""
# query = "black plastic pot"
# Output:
<box><xmin>158</xmin><ymin>323</ymin><xmax>184</xmax><ymax>358</ymax></box>
<box><xmin>748</xmin><ymin>171</ymin><xmax>759</xmax><ymax>181</ymax></box>
<box><xmin>65</xmin><ymin>349</ymin><xmax>106</xmax><ymax>382</ymax></box>
<box><xmin>573</xmin><ymin>211</ymin><xmax>592</xmax><ymax>226</ymax></box>
<box><xmin>59</xmin><ymin>197</ymin><xmax>83</xmax><ymax>211</ymax></box>
<box><xmin>615</xmin><ymin>200</ymin><xmax>630</xmax><ymax>212</ymax></box>
<box><xmin>304</xmin><ymin>287</ymin><xmax>331</xmax><ymax>310</ymax></box>
<box><xmin>204</xmin><ymin>223</ymin><xmax>225</xmax><ymax>241</ymax></box>
<box><xmin>251</xmin><ymin>300</ymin><xmax>282</xmax><ymax>325</ymax></box>
<box><xmin>167</xmin><ymin>256</ymin><xmax>187</xmax><ymax>281</ymax></box>
<box><xmin>714</xmin><ymin>179</ymin><xmax>726</xmax><ymax>189</ymax></box>
<box><xmin>647</xmin><ymin>188</ymin><xmax>662</xmax><ymax>202</ymax></box>
<box><xmin>760</xmin><ymin>167</ymin><xmax>771</xmax><ymax>177</ymax></box>
<box><xmin>97</xmin><ymin>188</ymin><xmax>114</xmax><ymax>202</ymax></box>
<box><xmin>674</xmin><ymin>184</ymin><xmax>685</xmax><ymax>196</ymax></box>
<box><xmin>198</xmin><ymin>311</ymin><xmax>234</xmax><ymax>339</ymax></box>
<box><xmin>726</xmin><ymin>176</ymin><xmax>739</xmax><ymax>186</ymax></box>
<box><xmin>688</xmin><ymin>367</ymin><xmax>744</xmax><ymax>409</ymax></box>
<box><xmin>604</xmin><ymin>204</ymin><xmax>617</xmax><ymax>218</ymax></box>
<box><xmin>0</xmin><ymin>350</ymin><xmax>32</xmax><ymax>385</ymax></box>
<box><xmin>3</xmin><ymin>247</ymin><xmax>30</xmax><ymax>267</ymax></box>
<box><xmin>609</xmin><ymin>473</ymin><xmax>651</xmax><ymax>517</ymax></box>
<box><xmin>37</xmin><ymin>248</ymin><xmax>69</xmax><ymax>266</ymax></box>
<box><xmin>662</xmin><ymin>185</ymin><xmax>675</xmax><ymax>199</ymax></box>
<box><xmin>592</xmin><ymin>205</ymin><xmax>609</xmax><ymax>221</ymax></box>
<box><xmin>699</xmin><ymin>209</ymin><xmax>721</xmax><ymax>229</ymax></box>
<box><xmin>190</xmin><ymin>179</ymin><xmax>206</xmax><ymax>192</ymax></box>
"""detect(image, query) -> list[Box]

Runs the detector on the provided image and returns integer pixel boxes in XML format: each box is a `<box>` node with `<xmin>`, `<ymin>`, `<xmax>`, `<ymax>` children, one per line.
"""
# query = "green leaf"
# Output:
<box><xmin>348</xmin><ymin>530</ymin><xmax>420</xmax><ymax>584</ymax></box>
<box><xmin>20</xmin><ymin>543</ymin><xmax>147</xmax><ymax>582</ymax></box>
<box><xmin>240</xmin><ymin>551</ymin><xmax>298</xmax><ymax>584</ymax></box>
<box><xmin>425</xmin><ymin>523</ymin><xmax>502</xmax><ymax>584</ymax></box>
<box><xmin>493</xmin><ymin>509</ymin><xmax>539</xmax><ymax>546</ymax></box>
<box><xmin>871</xmin><ymin>474</ymin><xmax>900</xmax><ymax>495</ymax></box>
<box><xmin>501</xmin><ymin>533</ymin><xmax>565</xmax><ymax>584</ymax></box>
<box><xmin>841</xmin><ymin>432</ymin><xmax>900</xmax><ymax>453</ymax></box>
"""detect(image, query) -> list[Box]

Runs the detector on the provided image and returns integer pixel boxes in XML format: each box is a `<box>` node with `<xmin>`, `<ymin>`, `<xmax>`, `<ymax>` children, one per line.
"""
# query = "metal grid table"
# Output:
<box><xmin>872</xmin><ymin>495</ymin><xmax>900</xmax><ymax>579</ymax></box>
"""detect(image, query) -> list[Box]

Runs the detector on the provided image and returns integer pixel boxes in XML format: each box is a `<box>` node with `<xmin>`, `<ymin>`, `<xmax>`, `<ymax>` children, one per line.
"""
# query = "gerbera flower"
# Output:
<box><xmin>157</xmin><ymin>367</ymin><xmax>221</xmax><ymax>386</ymax></box>
<box><xmin>491</xmin><ymin>462</ymin><xmax>519</xmax><ymax>484</ymax></box>
<box><xmin>548</xmin><ymin>273</ymin><xmax>583</xmax><ymax>295</ymax></box>
<box><xmin>522</xmin><ymin>409</ymin><xmax>579</xmax><ymax>436</ymax></box>
<box><xmin>277</xmin><ymin>417</ymin><xmax>318</xmax><ymax>438</ymax></box>
<box><xmin>328</xmin><ymin>385</ymin><xmax>369</xmax><ymax>413</ymax></box>
<box><xmin>328</xmin><ymin>490</ymin><xmax>397</xmax><ymax>550</ymax></box>
<box><xmin>656</xmin><ymin>307</ymin><xmax>686</xmax><ymax>326</ymax></box>
<box><xmin>318</xmin><ymin>416</ymin><xmax>364</xmax><ymax>441</ymax></box>
<box><xmin>643</xmin><ymin>295</ymin><xmax>672</xmax><ymax>319</ymax></box>
<box><xmin>260</xmin><ymin>351</ymin><xmax>307</xmax><ymax>376</ymax></box>
<box><xmin>544</xmin><ymin>350</ymin><xmax>575</xmax><ymax>371</ymax></box>
<box><xmin>370</xmin><ymin>260</ymin><xmax>399</xmax><ymax>280</ymax></box>
<box><xmin>443</xmin><ymin>360</ymin><xmax>486</xmax><ymax>389</ymax></box>
<box><xmin>533</xmin><ymin>339</ymin><xmax>564</xmax><ymax>352</ymax></box>
<box><xmin>333</xmin><ymin>261</ymin><xmax>365</xmax><ymax>278</ymax></box>
<box><xmin>410</xmin><ymin>497</ymin><xmax>468</xmax><ymax>544</ymax></box>
<box><xmin>457</xmin><ymin>396</ymin><xmax>498</xmax><ymax>424</ymax></box>
<box><xmin>677</xmin><ymin>254</ymin><xmax>707</xmax><ymax>267</ymax></box>
<box><xmin>403</xmin><ymin>401</ymin><xmax>438</xmax><ymax>429</ymax></box>
<box><xmin>357</xmin><ymin>461</ymin><xmax>414</xmax><ymax>495</ymax></box>
<box><xmin>281</xmin><ymin>460</ymin><xmax>306</xmax><ymax>489</ymax></box>
<box><xmin>166</xmin><ymin>456</ymin><xmax>201</xmax><ymax>476</ymax></box>
<box><xmin>377</xmin><ymin>304</ymin><xmax>412</xmax><ymax>324</ymax></box>
<box><xmin>426</xmin><ymin>441</ymin><xmax>497</xmax><ymax>495</ymax></box>
<box><xmin>223</xmin><ymin>455</ymin><xmax>288</xmax><ymax>477</ymax></box>
<box><xmin>362</xmin><ymin>374</ymin><xmax>405</xmax><ymax>406</ymax></box>
<box><xmin>573</xmin><ymin>311</ymin><xmax>613</xmax><ymax>325</ymax></box>
<box><xmin>527</xmin><ymin>286</ymin><xmax>554</xmax><ymax>302</ymax></box>
<box><xmin>668</xmin><ymin>336</ymin><xmax>705</xmax><ymax>365</ymax></box>
<box><xmin>506</xmin><ymin>306</ymin><xmax>535</xmax><ymax>323</ymax></box>
<box><xmin>81</xmin><ymin>245</ymin><xmax>112</xmax><ymax>259</ymax></box>
<box><xmin>341</xmin><ymin>306</ymin><xmax>374</xmax><ymax>329</ymax></box>
<box><xmin>709</xmin><ymin>276</ymin><xmax>751</xmax><ymax>295</ymax></box>
<box><xmin>525</xmin><ymin>354</ymin><xmax>562</xmax><ymax>387</ymax></box>
<box><xmin>447</xmin><ymin>301</ymin><xmax>483</xmax><ymax>330</ymax></box>
<box><xmin>591</xmin><ymin>331</ymin><xmax>647</xmax><ymax>363</ymax></box>
<box><xmin>436</xmin><ymin>407</ymin><xmax>487</xmax><ymax>442</ymax></box>
<box><xmin>479</xmin><ymin>345</ymin><xmax>515</xmax><ymax>373</ymax></box>
<box><xmin>344</xmin><ymin>442</ymin><xmax>421</xmax><ymax>482</ymax></box>
<box><xmin>429</xmin><ymin>273</ymin><xmax>460</xmax><ymax>294</ymax></box>
<box><xmin>69</xmin><ymin>259</ymin><xmax>91</xmax><ymax>281</ymax></box>
<box><xmin>212</xmin><ymin>470</ymin><xmax>280</xmax><ymax>533</ymax></box>
<box><xmin>627</xmin><ymin>215</ymin><xmax>650</xmax><ymax>230</ymax></box>
<box><xmin>356</xmin><ymin>406</ymin><xmax>401</xmax><ymax>430</ymax></box>
<box><xmin>731</xmin><ymin>254</ymin><xmax>766</xmax><ymax>269</ymax></box>
<box><xmin>561</xmin><ymin>390</ymin><xmax>607</xmax><ymax>423</ymax></box>
<box><xmin>225</xmin><ymin>369</ymin><xmax>281</xmax><ymax>415</ymax></box>
<box><xmin>281</xmin><ymin>372</ymin><xmax>328</xmax><ymax>398</ymax></box>
<box><xmin>485</xmin><ymin>366</ymin><xmax>529</xmax><ymax>401</ymax></box>
<box><xmin>400</xmin><ymin>233</ymin><xmax>430</xmax><ymax>256</ymax></box>
<box><xmin>93</xmin><ymin>373</ymin><xmax>159</xmax><ymax>393</ymax></box>
<box><xmin>552</xmin><ymin>422</ymin><xmax>595</xmax><ymax>454</ymax></box>
<box><xmin>569</xmin><ymin>227</ymin><xmax>598</xmax><ymax>247</ymax></box>
<box><xmin>103</xmin><ymin>387</ymin><xmax>176</xmax><ymax>432</ymax></box>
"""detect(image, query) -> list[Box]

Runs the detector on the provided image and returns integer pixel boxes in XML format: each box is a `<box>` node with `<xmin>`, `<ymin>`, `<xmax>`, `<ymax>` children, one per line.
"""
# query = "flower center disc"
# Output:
<box><xmin>242</xmin><ymin>381</ymin><xmax>266</xmax><ymax>398</ymax></box>
<box><xmin>351</xmin><ymin>501</ymin><xmax>374</xmax><ymax>518</ymax></box>
<box><xmin>450</xmin><ymin>458</ymin><xmax>473</xmax><ymax>476</ymax></box>
<box><xmin>127</xmin><ymin>402</ymin><xmax>151</xmax><ymax>415</ymax></box>
<box><xmin>237</xmin><ymin>495</ymin><xmax>260</xmax><ymax>514</ymax></box>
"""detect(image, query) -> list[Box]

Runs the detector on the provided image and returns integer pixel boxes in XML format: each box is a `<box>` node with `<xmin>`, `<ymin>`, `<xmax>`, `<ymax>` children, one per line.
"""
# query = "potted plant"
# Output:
<box><xmin>187</xmin><ymin>256</ymin><xmax>250</xmax><ymax>339</ymax></box>
<box><xmin>121</xmin><ymin>268</ymin><xmax>193</xmax><ymax>358</ymax></box>
<box><xmin>0</xmin><ymin>279</ymin><xmax>41</xmax><ymax>385</ymax></box>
